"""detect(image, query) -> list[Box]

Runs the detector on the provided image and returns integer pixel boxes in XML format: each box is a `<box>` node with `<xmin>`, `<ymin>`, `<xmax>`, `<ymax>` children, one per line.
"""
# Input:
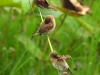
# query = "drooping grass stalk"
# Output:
<box><xmin>38</xmin><ymin>7</ymin><xmax>53</xmax><ymax>52</ymax></box>
<box><xmin>10</xmin><ymin>50</ymin><xmax>27</xmax><ymax>75</ymax></box>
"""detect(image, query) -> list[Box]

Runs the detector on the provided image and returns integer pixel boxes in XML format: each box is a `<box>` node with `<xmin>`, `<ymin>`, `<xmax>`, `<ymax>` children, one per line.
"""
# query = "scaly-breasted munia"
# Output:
<box><xmin>33</xmin><ymin>15</ymin><xmax>56</xmax><ymax>36</ymax></box>
<box><xmin>33</xmin><ymin>0</ymin><xmax>56</xmax><ymax>10</ymax></box>
<box><xmin>49</xmin><ymin>51</ymin><xmax>73</xmax><ymax>75</ymax></box>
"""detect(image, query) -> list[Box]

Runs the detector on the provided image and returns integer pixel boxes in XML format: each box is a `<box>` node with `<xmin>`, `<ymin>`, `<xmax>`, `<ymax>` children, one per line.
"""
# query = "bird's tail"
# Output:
<box><xmin>48</xmin><ymin>6</ymin><xmax>57</xmax><ymax>11</ymax></box>
<box><xmin>33</xmin><ymin>32</ymin><xmax>39</xmax><ymax>36</ymax></box>
<box><xmin>68</xmin><ymin>68</ymin><xmax>73</xmax><ymax>75</ymax></box>
<box><xmin>31</xmin><ymin>32</ymin><xmax>39</xmax><ymax>39</ymax></box>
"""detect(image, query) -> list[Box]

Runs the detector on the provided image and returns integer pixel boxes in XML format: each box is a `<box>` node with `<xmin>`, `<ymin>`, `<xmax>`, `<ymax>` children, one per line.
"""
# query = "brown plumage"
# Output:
<box><xmin>49</xmin><ymin>51</ymin><xmax>73</xmax><ymax>75</ymax></box>
<box><xmin>33</xmin><ymin>0</ymin><xmax>56</xmax><ymax>10</ymax></box>
<box><xmin>61</xmin><ymin>0</ymin><xmax>91</xmax><ymax>15</ymax></box>
<box><xmin>33</xmin><ymin>15</ymin><xmax>56</xmax><ymax>36</ymax></box>
<box><xmin>62</xmin><ymin>72</ymin><xmax>68</xmax><ymax>75</ymax></box>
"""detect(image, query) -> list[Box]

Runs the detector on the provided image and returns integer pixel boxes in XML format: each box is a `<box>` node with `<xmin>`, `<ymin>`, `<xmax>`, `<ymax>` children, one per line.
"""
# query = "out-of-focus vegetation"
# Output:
<box><xmin>0</xmin><ymin>0</ymin><xmax>100</xmax><ymax>75</ymax></box>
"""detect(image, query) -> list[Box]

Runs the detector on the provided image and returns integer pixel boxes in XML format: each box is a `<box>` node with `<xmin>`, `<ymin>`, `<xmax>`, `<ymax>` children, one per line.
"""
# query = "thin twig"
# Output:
<box><xmin>28</xmin><ymin>0</ymin><xmax>34</xmax><ymax>12</ymax></box>
<box><xmin>55</xmin><ymin>14</ymin><xmax>67</xmax><ymax>32</ymax></box>
<box><xmin>38</xmin><ymin>7</ymin><xmax>43</xmax><ymax>21</ymax></box>
<box><xmin>51</xmin><ymin>14</ymin><xmax>67</xmax><ymax>36</ymax></box>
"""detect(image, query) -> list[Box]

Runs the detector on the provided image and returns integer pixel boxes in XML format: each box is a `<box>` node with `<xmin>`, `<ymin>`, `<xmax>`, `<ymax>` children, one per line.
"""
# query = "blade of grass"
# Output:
<box><xmin>10</xmin><ymin>50</ymin><xmax>27</xmax><ymax>75</ymax></box>
<box><xmin>75</xmin><ymin>17</ymin><xmax>93</xmax><ymax>32</ymax></box>
<box><xmin>15</xmin><ymin>57</ymin><xmax>33</xmax><ymax>73</ymax></box>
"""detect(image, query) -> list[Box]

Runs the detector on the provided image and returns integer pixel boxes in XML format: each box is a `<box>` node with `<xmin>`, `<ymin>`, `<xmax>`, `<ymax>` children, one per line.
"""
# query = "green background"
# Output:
<box><xmin>0</xmin><ymin>0</ymin><xmax>100</xmax><ymax>75</ymax></box>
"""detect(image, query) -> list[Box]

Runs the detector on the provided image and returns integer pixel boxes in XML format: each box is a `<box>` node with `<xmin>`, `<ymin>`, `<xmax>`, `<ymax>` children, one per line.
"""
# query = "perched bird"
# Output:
<box><xmin>62</xmin><ymin>72</ymin><xmax>68</xmax><ymax>75</ymax></box>
<box><xmin>49</xmin><ymin>51</ymin><xmax>73</xmax><ymax>75</ymax></box>
<box><xmin>33</xmin><ymin>0</ymin><xmax>56</xmax><ymax>10</ymax></box>
<box><xmin>32</xmin><ymin>15</ymin><xmax>56</xmax><ymax>36</ymax></box>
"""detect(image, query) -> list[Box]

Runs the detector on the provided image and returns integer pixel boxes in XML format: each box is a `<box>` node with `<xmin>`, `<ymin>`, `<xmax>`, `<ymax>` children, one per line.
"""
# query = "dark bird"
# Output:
<box><xmin>49</xmin><ymin>51</ymin><xmax>73</xmax><ymax>75</ymax></box>
<box><xmin>33</xmin><ymin>15</ymin><xmax>56</xmax><ymax>36</ymax></box>
<box><xmin>33</xmin><ymin>0</ymin><xmax>56</xmax><ymax>10</ymax></box>
<box><xmin>62</xmin><ymin>72</ymin><xmax>68</xmax><ymax>75</ymax></box>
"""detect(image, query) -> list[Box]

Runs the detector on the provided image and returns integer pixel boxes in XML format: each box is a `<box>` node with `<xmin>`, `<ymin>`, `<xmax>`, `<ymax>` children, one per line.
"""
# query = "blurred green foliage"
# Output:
<box><xmin>0</xmin><ymin>0</ymin><xmax>100</xmax><ymax>75</ymax></box>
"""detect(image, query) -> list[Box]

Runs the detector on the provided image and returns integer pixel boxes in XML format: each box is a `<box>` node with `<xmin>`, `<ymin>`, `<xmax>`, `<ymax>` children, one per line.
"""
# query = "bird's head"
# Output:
<box><xmin>45</xmin><ymin>15</ymin><xmax>55</xmax><ymax>24</ymax></box>
<box><xmin>49</xmin><ymin>51</ymin><xmax>58</xmax><ymax>59</ymax></box>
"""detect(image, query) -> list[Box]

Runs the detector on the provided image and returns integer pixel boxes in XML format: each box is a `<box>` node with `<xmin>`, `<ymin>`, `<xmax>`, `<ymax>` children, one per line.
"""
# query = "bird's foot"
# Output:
<box><xmin>57</xmin><ymin>70</ymin><xmax>62</xmax><ymax>75</ymax></box>
<box><xmin>45</xmin><ymin>34</ymin><xmax>49</xmax><ymax>38</ymax></box>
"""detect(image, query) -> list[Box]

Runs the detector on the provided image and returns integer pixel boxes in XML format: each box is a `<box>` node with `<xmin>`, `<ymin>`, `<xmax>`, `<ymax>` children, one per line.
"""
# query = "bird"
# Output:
<box><xmin>32</xmin><ymin>15</ymin><xmax>56</xmax><ymax>37</ymax></box>
<box><xmin>49</xmin><ymin>51</ymin><xmax>73</xmax><ymax>75</ymax></box>
<box><xmin>62</xmin><ymin>72</ymin><xmax>68</xmax><ymax>75</ymax></box>
<box><xmin>33</xmin><ymin>0</ymin><xmax>56</xmax><ymax>10</ymax></box>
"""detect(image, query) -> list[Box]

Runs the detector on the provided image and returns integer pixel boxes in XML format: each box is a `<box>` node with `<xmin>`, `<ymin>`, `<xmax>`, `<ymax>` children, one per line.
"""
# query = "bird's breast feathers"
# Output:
<box><xmin>52</xmin><ymin>60</ymin><xmax>69</xmax><ymax>71</ymax></box>
<box><xmin>52</xmin><ymin>63</ymin><xmax>64</xmax><ymax>71</ymax></box>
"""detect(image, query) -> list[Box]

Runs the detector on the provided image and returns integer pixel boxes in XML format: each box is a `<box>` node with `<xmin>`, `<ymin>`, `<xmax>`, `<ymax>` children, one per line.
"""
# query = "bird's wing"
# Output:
<box><xmin>32</xmin><ymin>21</ymin><xmax>45</xmax><ymax>36</ymax></box>
<box><xmin>58</xmin><ymin>55</ymin><xmax>66</xmax><ymax>59</ymax></box>
<box><xmin>39</xmin><ymin>0</ymin><xmax>49</xmax><ymax>8</ymax></box>
<box><xmin>65</xmin><ymin>55</ymin><xmax>72</xmax><ymax>59</ymax></box>
<box><xmin>57</xmin><ymin>56</ymin><xmax>65</xmax><ymax>61</ymax></box>
<box><xmin>39</xmin><ymin>22</ymin><xmax>53</xmax><ymax>33</ymax></box>
<box><xmin>57</xmin><ymin>55</ymin><xmax>72</xmax><ymax>60</ymax></box>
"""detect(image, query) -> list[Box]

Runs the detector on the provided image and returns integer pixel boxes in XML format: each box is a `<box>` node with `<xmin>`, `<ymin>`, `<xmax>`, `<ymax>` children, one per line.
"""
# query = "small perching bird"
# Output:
<box><xmin>32</xmin><ymin>15</ymin><xmax>56</xmax><ymax>36</ymax></box>
<box><xmin>33</xmin><ymin>0</ymin><xmax>56</xmax><ymax>11</ymax></box>
<box><xmin>49</xmin><ymin>51</ymin><xmax>73</xmax><ymax>75</ymax></box>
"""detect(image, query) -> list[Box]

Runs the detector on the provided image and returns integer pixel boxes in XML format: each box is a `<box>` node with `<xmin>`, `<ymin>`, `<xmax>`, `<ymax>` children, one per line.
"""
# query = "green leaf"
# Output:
<box><xmin>0</xmin><ymin>0</ymin><xmax>21</xmax><ymax>8</ymax></box>
<box><xmin>15</xmin><ymin>34</ymin><xmax>43</xmax><ymax>60</ymax></box>
<box><xmin>0</xmin><ymin>0</ymin><xmax>31</xmax><ymax>12</ymax></box>
<box><xmin>21</xmin><ymin>0</ymin><xmax>30</xmax><ymax>12</ymax></box>
<box><xmin>75</xmin><ymin>17</ymin><xmax>93</xmax><ymax>32</ymax></box>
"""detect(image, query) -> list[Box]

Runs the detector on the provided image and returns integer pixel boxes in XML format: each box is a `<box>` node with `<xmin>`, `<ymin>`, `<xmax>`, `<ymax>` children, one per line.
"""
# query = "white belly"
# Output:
<box><xmin>52</xmin><ymin>63</ymin><xmax>65</xmax><ymax>71</ymax></box>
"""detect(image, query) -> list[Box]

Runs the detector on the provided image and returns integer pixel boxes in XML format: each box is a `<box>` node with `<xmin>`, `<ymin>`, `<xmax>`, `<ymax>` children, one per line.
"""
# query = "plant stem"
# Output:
<box><xmin>47</xmin><ymin>36</ymin><xmax>53</xmax><ymax>52</ymax></box>
<box><xmin>51</xmin><ymin>14</ymin><xmax>66</xmax><ymax>37</ymax></box>
<box><xmin>38</xmin><ymin>7</ymin><xmax>43</xmax><ymax>21</ymax></box>
<box><xmin>38</xmin><ymin>7</ymin><xmax>53</xmax><ymax>52</ymax></box>
<box><xmin>28</xmin><ymin>0</ymin><xmax>33</xmax><ymax>11</ymax></box>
